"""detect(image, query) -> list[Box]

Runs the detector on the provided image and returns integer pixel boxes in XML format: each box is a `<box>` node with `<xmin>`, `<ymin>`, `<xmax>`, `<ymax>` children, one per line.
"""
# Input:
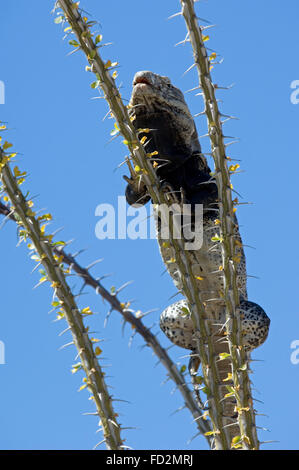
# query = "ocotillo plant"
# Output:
<box><xmin>54</xmin><ymin>0</ymin><xmax>267</xmax><ymax>450</ymax></box>
<box><xmin>0</xmin><ymin>146</ymin><xmax>124</xmax><ymax>450</ymax></box>
<box><xmin>0</xmin><ymin>186</ymin><xmax>212</xmax><ymax>445</ymax></box>
<box><xmin>54</xmin><ymin>0</ymin><xmax>244</xmax><ymax>449</ymax></box>
<box><xmin>179</xmin><ymin>0</ymin><xmax>259</xmax><ymax>449</ymax></box>
<box><xmin>0</xmin><ymin>131</ymin><xmax>217</xmax><ymax>447</ymax></box>
<box><xmin>0</xmin><ymin>0</ymin><xmax>269</xmax><ymax>450</ymax></box>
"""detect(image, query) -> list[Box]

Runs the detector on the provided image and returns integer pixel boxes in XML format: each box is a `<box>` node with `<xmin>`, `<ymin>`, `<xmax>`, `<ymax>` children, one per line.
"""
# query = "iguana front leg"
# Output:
<box><xmin>123</xmin><ymin>157</ymin><xmax>150</xmax><ymax>206</ymax></box>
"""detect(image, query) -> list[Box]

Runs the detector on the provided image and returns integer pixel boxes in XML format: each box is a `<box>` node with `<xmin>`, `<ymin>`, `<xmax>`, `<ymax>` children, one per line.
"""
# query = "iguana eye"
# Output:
<box><xmin>162</xmin><ymin>76</ymin><xmax>171</xmax><ymax>86</ymax></box>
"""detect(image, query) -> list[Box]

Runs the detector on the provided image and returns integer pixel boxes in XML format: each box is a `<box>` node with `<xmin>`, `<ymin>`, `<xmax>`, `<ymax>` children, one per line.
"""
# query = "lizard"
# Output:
<box><xmin>124</xmin><ymin>70</ymin><xmax>270</xmax><ymax>437</ymax></box>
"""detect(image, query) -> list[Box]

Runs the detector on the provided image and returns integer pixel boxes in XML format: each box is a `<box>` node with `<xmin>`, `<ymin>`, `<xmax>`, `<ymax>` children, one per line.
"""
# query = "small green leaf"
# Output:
<box><xmin>69</xmin><ymin>39</ymin><xmax>79</xmax><ymax>47</ymax></box>
<box><xmin>205</xmin><ymin>430</ymin><xmax>220</xmax><ymax>436</ymax></box>
<box><xmin>180</xmin><ymin>307</ymin><xmax>190</xmax><ymax>317</ymax></box>
<box><xmin>195</xmin><ymin>376</ymin><xmax>204</xmax><ymax>385</ymax></box>
<box><xmin>90</xmin><ymin>80</ymin><xmax>100</xmax><ymax>89</ymax></box>
<box><xmin>3</xmin><ymin>141</ymin><xmax>13</xmax><ymax>150</ymax></box>
<box><xmin>71</xmin><ymin>362</ymin><xmax>82</xmax><ymax>374</ymax></box>
<box><xmin>54</xmin><ymin>16</ymin><xmax>64</xmax><ymax>24</ymax></box>
<box><xmin>219</xmin><ymin>352</ymin><xmax>230</xmax><ymax>360</ymax></box>
<box><xmin>211</xmin><ymin>234</ymin><xmax>223</xmax><ymax>243</ymax></box>
<box><xmin>95</xmin><ymin>34</ymin><xmax>103</xmax><ymax>44</ymax></box>
<box><xmin>51</xmin><ymin>241</ymin><xmax>66</xmax><ymax>246</ymax></box>
<box><xmin>231</xmin><ymin>435</ymin><xmax>242</xmax><ymax>449</ymax></box>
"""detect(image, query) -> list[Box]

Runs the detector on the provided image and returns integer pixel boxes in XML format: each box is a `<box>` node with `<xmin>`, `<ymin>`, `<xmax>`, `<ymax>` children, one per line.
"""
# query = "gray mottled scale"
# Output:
<box><xmin>160</xmin><ymin>299</ymin><xmax>270</xmax><ymax>352</ymax></box>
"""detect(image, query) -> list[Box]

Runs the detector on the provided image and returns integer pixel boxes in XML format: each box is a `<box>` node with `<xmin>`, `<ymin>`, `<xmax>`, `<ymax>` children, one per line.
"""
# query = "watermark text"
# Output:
<box><xmin>95</xmin><ymin>196</ymin><xmax>204</xmax><ymax>250</ymax></box>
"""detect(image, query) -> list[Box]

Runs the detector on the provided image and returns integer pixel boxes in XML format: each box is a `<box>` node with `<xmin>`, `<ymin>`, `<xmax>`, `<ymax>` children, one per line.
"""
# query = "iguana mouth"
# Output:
<box><xmin>133</xmin><ymin>76</ymin><xmax>151</xmax><ymax>87</ymax></box>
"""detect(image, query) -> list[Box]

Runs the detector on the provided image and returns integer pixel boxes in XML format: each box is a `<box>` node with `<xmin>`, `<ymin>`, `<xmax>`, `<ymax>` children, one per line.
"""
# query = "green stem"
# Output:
<box><xmin>180</xmin><ymin>0</ymin><xmax>259</xmax><ymax>449</ymax></box>
<box><xmin>56</xmin><ymin>0</ymin><xmax>230</xmax><ymax>449</ymax></box>
<box><xmin>0</xmin><ymin>149</ymin><xmax>123</xmax><ymax>450</ymax></box>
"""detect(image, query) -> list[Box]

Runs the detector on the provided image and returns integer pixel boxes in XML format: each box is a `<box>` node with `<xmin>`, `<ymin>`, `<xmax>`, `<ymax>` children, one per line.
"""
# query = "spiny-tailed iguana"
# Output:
<box><xmin>124</xmin><ymin>70</ymin><xmax>270</xmax><ymax>441</ymax></box>
<box><xmin>124</xmin><ymin>70</ymin><xmax>270</xmax><ymax>355</ymax></box>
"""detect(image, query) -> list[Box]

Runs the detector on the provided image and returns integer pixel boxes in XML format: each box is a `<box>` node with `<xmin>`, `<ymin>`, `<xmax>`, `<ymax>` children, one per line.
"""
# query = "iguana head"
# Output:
<box><xmin>129</xmin><ymin>71</ymin><xmax>201</xmax><ymax>156</ymax></box>
<box><xmin>125</xmin><ymin>71</ymin><xmax>216</xmax><ymax>210</ymax></box>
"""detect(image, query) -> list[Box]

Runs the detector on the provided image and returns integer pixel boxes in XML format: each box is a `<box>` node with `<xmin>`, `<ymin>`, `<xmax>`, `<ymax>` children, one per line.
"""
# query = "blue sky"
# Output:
<box><xmin>0</xmin><ymin>0</ymin><xmax>298</xmax><ymax>450</ymax></box>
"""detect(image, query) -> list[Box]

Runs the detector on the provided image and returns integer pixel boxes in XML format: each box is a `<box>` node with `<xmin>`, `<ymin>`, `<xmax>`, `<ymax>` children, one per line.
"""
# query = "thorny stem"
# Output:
<box><xmin>0</xmin><ymin>149</ymin><xmax>123</xmax><ymax>450</ymax></box>
<box><xmin>55</xmin><ymin>0</ymin><xmax>231</xmax><ymax>449</ymax></box>
<box><xmin>180</xmin><ymin>0</ymin><xmax>259</xmax><ymax>449</ymax></box>
<box><xmin>0</xmin><ymin>199</ymin><xmax>212</xmax><ymax>443</ymax></box>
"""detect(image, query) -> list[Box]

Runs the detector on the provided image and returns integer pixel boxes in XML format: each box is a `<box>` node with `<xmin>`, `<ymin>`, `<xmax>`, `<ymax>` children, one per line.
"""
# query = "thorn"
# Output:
<box><xmin>112</xmin><ymin>398</ymin><xmax>131</xmax><ymax>404</ymax></box>
<box><xmin>106</xmin><ymin>132</ymin><xmax>121</xmax><ymax>146</ymax></box>
<box><xmin>72</xmin><ymin>248</ymin><xmax>86</xmax><ymax>258</ymax></box>
<box><xmin>122</xmin><ymin>319</ymin><xmax>128</xmax><ymax>339</ymax></box>
<box><xmin>221</xmin><ymin>422</ymin><xmax>238</xmax><ymax>429</ymax></box>
<box><xmin>194</xmin><ymin>110</ymin><xmax>206</xmax><ymax>117</ymax></box>
<box><xmin>256</xmin><ymin>426</ymin><xmax>270</xmax><ymax>432</ymax></box>
<box><xmin>225</xmin><ymin>140</ymin><xmax>239</xmax><ymax>148</ymax></box>
<box><xmin>86</xmin><ymin>258</ymin><xmax>104</xmax><ymax>270</ymax></box>
<box><xmin>167</xmin><ymin>291</ymin><xmax>182</xmax><ymax>301</ymax></box>
<box><xmin>108</xmin><ymin>418</ymin><xmax>119</xmax><ymax>428</ymax></box>
<box><xmin>175</xmin><ymin>32</ymin><xmax>190</xmax><ymax>47</ymax></box>
<box><xmin>93</xmin><ymin>439</ymin><xmax>105</xmax><ymax>449</ymax></box>
<box><xmin>186</xmin><ymin>431</ymin><xmax>201</xmax><ymax>445</ymax></box>
<box><xmin>196</xmin><ymin>15</ymin><xmax>211</xmax><ymax>25</ymax></box>
<box><xmin>116</xmin><ymin>280</ymin><xmax>133</xmax><ymax>294</ymax></box>
<box><xmin>33</xmin><ymin>279</ymin><xmax>47</xmax><ymax>289</ymax></box>
<box><xmin>120</xmin><ymin>426</ymin><xmax>140</xmax><ymax>431</ymax></box>
<box><xmin>201</xmin><ymin>24</ymin><xmax>217</xmax><ymax>31</ymax></box>
<box><xmin>58</xmin><ymin>341</ymin><xmax>74</xmax><ymax>351</ymax></box>
<box><xmin>167</xmin><ymin>11</ymin><xmax>182</xmax><ymax>20</ymax></box>
<box><xmin>31</xmin><ymin>261</ymin><xmax>42</xmax><ymax>273</ymax></box>
<box><xmin>192</xmin><ymin>413</ymin><xmax>211</xmax><ymax>423</ymax></box>
<box><xmin>215</xmin><ymin>83</ymin><xmax>235</xmax><ymax>90</ymax></box>
<box><xmin>165</xmin><ymin>344</ymin><xmax>175</xmax><ymax>352</ymax></box>
<box><xmin>185</xmin><ymin>85</ymin><xmax>202</xmax><ymax>93</ymax></box>
<box><xmin>64</xmin><ymin>238</ymin><xmax>75</xmax><ymax>247</ymax></box>
<box><xmin>114</xmin><ymin>155</ymin><xmax>134</xmax><ymax>173</ymax></box>
<box><xmin>223</xmin><ymin>135</ymin><xmax>239</xmax><ymax>140</ymax></box>
<box><xmin>183</xmin><ymin>63</ymin><xmax>196</xmax><ymax>76</ymax></box>
<box><xmin>170</xmin><ymin>404</ymin><xmax>186</xmax><ymax>416</ymax></box>
<box><xmin>175</xmin><ymin>38</ymin><xmax>190</xmax><ymax>47</ymax></box>
<box><xmin>52</xmin><ymin>227</ymin><xmax>64</xmax><ymax>238</ymax></box>
<box><xmin>102</xmin><ymin>107</ymin><xmax>112</xmax><ymax>122</ymax></box>
<box><xmin>138</xmin><ymin>308</ymin><xmax>159</xmax><ymax>318</ymax></box>
<box><xmin>259</xmin><ymin>440</ymin><xmax>280</xmax><ymax>445</ymax></box>
<box><xmin>220</xmin><ymin>113</ymin><xmax>239</xmax><ymax>122</ymax></box>
<box><xmin>252</xmin><ymin>398</ymin><xmax>264</xmax><ymax>404</ymax></box>
<box><xmin>0</xmin><ymin>211</ymin><xmax>14</xmax><ymax>229</ymax></box>
<box><xmin>66</xmin><ymin>46</ymin><xmax>82</xmax><ymax>56</ymax></box>
<box><xmin>58</xmin><ymin>326</ymin><xmax>71</xmax><ymax>336</ymax></box>
<box><xmin>96</xmin><ymin>273</ymin><xmax>113</xmax><ymax>282</ymax></box>
<box><xmin>104</xmin><ymin>309</ymin><xmax>113</xmax><ymax>328</ymax></box>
